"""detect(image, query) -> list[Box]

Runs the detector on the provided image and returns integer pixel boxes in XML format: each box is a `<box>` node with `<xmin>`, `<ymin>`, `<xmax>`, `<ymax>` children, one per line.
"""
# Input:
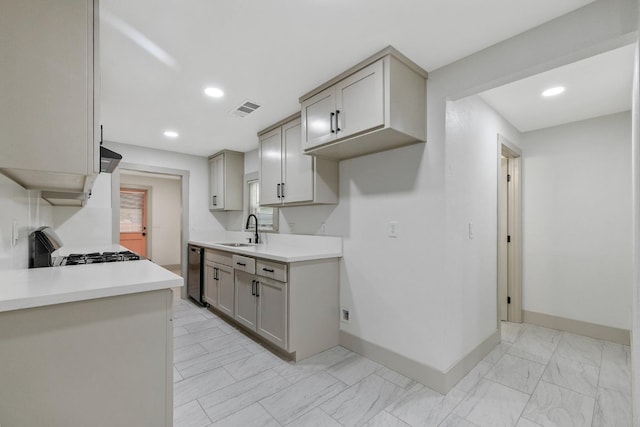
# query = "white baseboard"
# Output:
<box><xmin>339</xmin><ymin>330</ymin><xmax>499</xmax><ymax>394</ymax></box>
<box><xmin>523</xmin><ymin>310</ymin><xmax>630</xmax><ymax>345</ymax></box>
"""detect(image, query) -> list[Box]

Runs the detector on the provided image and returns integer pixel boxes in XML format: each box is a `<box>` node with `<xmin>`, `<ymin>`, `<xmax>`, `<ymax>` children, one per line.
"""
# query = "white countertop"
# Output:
<box><xmin>189</xmin><ymin>240</ymin><xmax>342</xmax><ymax>262</ymax></box>
<box><xmin>0</xmin><ymin>260</ymin><xmax>183</xmax><ymax>313</ymax></box>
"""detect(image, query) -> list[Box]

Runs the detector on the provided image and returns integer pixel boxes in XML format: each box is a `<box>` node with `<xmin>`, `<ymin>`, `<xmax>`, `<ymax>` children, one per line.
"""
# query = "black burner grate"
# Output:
<box><xmin>59</xmin><ymin>251</ymin><xmax>142</xmax><ymax>266</ymax></box>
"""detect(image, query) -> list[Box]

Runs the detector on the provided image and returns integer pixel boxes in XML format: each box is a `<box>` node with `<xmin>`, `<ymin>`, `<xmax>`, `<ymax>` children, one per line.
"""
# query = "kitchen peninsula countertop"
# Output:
<box><xmin>189</xmin><ymin>239</ymin><xmax>342</xmax><ymax>262</ymax></box>
<box><xmin>0</xmin><ymin>259</ymin><xmax>183</xmax><ymax>313</ymax></box>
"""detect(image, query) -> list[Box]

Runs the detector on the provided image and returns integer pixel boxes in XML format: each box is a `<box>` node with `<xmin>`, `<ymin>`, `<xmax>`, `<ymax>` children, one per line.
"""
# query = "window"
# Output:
<box><xmin>247</xmin><ymin>179</ymin><xmax>278</xmax><ymax>231</ymax></box>
<box><xmin>119</xmin><ymin>189</ymin><xmax>146</xmax><ymax>233</ymax></box>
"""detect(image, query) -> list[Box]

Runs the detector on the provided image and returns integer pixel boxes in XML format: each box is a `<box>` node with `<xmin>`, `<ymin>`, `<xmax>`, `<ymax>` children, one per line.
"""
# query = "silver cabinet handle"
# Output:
<box><xmin>330</xmin><ymin>112</ymin><xmax>335</xmax><ymax>133</ymax></box>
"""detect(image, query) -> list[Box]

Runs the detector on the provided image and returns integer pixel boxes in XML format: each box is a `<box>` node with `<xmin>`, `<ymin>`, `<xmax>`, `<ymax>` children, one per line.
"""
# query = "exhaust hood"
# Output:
<box><xmin>100</xmin><ymin>146</ymin><xmax>122</xmax><ymax>173</ymax></box>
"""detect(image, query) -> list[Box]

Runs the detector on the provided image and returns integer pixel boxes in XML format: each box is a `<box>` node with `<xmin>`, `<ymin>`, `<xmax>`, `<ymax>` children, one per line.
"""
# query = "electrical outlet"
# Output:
<box><xmin>388</xmin><ymin>221</ymin><xmax>399</xmax><ymax>238</ymax></box>
<box><xmin>320</xmin><ymin>223</ymin><xmax>327</xmax><ymax>235</ymax></box>
<box><xmin>288</xmin><ymin>222</ymin><xmax>295</xmax><ymax>233</ymax></box>
<box><xmin>340</xmin><ymin>307</ymin><xmax>351</xmax><ymax>324</ymax></box>
<box><xmin>468</xmin><ymin>222</ymin><xmax>474</xmax><ymax>240</ymax></box>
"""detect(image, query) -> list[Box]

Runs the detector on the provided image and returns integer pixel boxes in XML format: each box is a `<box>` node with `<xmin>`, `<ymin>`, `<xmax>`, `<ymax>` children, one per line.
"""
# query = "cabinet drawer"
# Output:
<box><xmin>205</xmin><ymin>249</ymin><xmax>233</xmax><ymax>266</ymax></box>
<box><xmin>232</xmin><ymin>254</ymin><xmax>255</xmax><ymax>274</ymax></box>
<box><xmin>257</xmin><ymin>259</ymin><xmax>287</xmax><ymax>282</ymax></box>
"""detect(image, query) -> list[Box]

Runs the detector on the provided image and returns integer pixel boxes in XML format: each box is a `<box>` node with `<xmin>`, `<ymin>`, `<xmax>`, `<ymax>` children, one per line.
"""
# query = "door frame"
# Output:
<box><xmin>119</xmin><ymin>185</ymin><xmax>152</xmax><ymax>259</ymax></box>
<box><xmin>497</xmin><ymin>134</ymin><xmax>523</xmax><ymax>324</ymax></box>
<box><xmin>111</xmin><ymin>163</ymin><xmax>190</xmax><ymax>298</ymax></box>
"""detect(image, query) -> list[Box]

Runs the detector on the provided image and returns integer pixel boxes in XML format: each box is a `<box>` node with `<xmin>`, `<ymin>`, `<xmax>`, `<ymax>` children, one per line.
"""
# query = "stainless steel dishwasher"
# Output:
<box><xmin>187</xmin><ymin>245</ymin><xmax>205</xmax><ymax>305</ymax></box>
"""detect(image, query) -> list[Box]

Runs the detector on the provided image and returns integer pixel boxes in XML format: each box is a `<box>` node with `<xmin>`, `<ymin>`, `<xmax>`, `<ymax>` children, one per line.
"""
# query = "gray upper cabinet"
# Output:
<box><xmin>0</xmin><ymin>0</ymin><xmax>100</xmax><ymax>194</ymax></box>
<box><xmin>208</xmin><ymin>150</ymin><xmax>244</xmax><ymax>211</ymax></box>
<box><xmin>259</xmin><ymin>114</ymin><xmax>337</xmax><ymax>207</ymax></box>
<box><xmin>299</xmin><ymin>46</ymin><xmax>427</xmax><ymax>160</ymax></box>
<box><xmin>300</xmin><ymin>90</ymin><xmax>335</xmax><ymax>148</ymax></box>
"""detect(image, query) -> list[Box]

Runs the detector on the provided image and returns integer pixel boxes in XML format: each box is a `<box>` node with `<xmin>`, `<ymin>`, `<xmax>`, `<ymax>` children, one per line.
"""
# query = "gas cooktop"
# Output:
<box><xmin>53</xmin><ymin>251</ymin><xmax>142</xmax><ymax>266</ymax></box>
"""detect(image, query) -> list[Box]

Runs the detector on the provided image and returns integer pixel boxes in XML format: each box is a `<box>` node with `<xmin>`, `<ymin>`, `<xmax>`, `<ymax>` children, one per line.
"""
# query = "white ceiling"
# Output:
<box><xmin>479</xmin><ymin>44</ymin><xmax>635</xmax><ymax>133</ymax></box>
<box><xmin>100</xmin><ymin>0</ymin><xmax>597</xmax><ymax>156</ymax></box>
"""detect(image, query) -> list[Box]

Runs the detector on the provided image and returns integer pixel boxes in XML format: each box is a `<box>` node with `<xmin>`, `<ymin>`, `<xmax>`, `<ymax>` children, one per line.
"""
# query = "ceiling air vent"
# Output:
<box><xmin>231</xmin><ymin>100</ymin><xmax>262</xmax><ymax>118</ymax></box>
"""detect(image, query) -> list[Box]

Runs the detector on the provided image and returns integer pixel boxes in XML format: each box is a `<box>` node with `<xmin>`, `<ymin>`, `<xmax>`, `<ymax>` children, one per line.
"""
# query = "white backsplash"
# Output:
<box><xmin>0</xmin><ymin>174</ymin><xmax>53</xmax><ymax>270</ymax></box>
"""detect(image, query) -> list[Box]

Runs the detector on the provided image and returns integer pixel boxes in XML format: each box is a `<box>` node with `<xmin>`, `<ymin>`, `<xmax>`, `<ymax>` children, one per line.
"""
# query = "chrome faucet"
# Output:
<box><xmin>246</xmin><ymin>214</ymin><xmax>259</xmax><ymax>244</ymax></box>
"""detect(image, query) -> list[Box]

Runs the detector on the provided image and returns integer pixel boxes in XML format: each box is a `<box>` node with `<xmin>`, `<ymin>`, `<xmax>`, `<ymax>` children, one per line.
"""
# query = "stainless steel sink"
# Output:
<box><xmin>217</xmin><ymin>242</ymin><xmax>255</xmax><ymax>247</ymax></box>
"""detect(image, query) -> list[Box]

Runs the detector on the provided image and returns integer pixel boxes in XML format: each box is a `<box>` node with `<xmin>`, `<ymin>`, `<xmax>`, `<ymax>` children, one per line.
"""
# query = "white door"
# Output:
<box><xmin>499</xmin><ymin>157</ymin><xmax>508</xmax><ymax>321</ymax></box>
<box><xmin>234</xmin><ymin>270</ymin><xmax>257</xmax><ymax>330</ymax></box>
<box><xmin>282</xmin><ymin>118</ymin><xmax>313</xmax><ymax>204</ymax></box>
<box><xmin>301</xmin><ymin>87</ymin><xmax>336</xmax><ymax>149</ymax></box>
<box><xmin>334</xmin><ymin>59</ymin><xmax>384</xmax><ymax>140</ymax></box>
<box><xmin>259</xmin><ymin>128</ymin><xmax>283</xmax><ymax>206</ymax></box>
<box><xmin>256</xmin><ymin>277</ymin><xmax>287</xmax><ymax>349</ymax></box>
<box><xmin>497</xmin><ymin>139</ymin><xmax>523</xmax><ymax>324</ymax></box>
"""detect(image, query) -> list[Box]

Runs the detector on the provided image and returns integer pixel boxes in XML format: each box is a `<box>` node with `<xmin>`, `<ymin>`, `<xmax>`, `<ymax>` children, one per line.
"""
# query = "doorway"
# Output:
<box><xmin>498</xmin><ymin>135</ymin><xmax>522</xmax><ymax>323</ymax></box>
<box><xmin>119</xmin><ymin>188</ymin><xmax>148</xmax><ymax>256</ymax></box>
<box><xmin>112</xmin><ymin>163</ymin><xmax>190</xmax><ymax>298</ymax></box>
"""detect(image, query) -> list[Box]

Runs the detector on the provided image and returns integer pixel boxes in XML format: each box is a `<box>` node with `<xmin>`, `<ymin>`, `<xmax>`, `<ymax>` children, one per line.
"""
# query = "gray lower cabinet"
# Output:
<box><xmin>204</xmin><ymin>262</ymin><xmax>218</xmax><ymax>307</ymax></box>
<box><xmin>256</xmin><ymin>276</ymin><xmax>287</xmax><ymax>349</ymax></box>
<box><xmin>234</xmin><ymin>270</ymin><xmax>288</xmax><ymax>349</ymax></box>
<box><xmin>234</xmin><ymin>270</ymin><xmax>258</xmax><ymax>330</ymax></box>
<box><xmin>206</xmin><ymin>248</ymin><xmax>339</xmax><ymax>361</ymax></box>
<box><xmin>216</xmin><ymin>264</ymin><xmax>234</xmax><ymax>317</ymax></box>
<box><xmin>204</xmin><ymin>249</ymin><xmax>235</xmax><ymax>317</ymax></box>
<box><xmin>0</xmin><ymin>289</ymin><xmax>173</xmax><ymax>427</ymax></box>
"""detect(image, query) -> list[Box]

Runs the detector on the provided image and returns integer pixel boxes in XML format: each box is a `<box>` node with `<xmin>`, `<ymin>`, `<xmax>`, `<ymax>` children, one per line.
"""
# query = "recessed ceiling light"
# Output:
<box><xmin>541</xmin><ymin>86</ymin><xmax>565</xmax><ymax>97</ymax></box>
<box><xmin>204</xmin><ymin>87</ymin><xmax>224</xmax><ymax>98</ymax></box>
<box><xmin>163</xmin><ymin>130</ymin><xmax>179</xmax><ymax>138</ymax></box>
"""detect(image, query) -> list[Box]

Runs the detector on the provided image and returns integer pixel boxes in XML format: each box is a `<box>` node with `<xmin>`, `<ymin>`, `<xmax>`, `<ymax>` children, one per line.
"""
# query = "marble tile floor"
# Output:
<box><xmin>172</xmin><ymin>297</ymin><xmax>632</xmax><ymax>427</ymax></box>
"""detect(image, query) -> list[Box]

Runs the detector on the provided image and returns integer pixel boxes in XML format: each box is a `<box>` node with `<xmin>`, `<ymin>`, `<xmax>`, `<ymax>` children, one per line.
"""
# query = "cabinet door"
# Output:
<box><xmin>204</xmin><ymin>262</ymin><xmax>218</xmax><ymax>307</ymax></box>
<box><xmin>234</xmin><ymin>270</ymin><xmax>257</xmax><ymax>331</ymax></box>
<box><xmin>0</xmin><ymin>0</ymin><xmax>97</xmax><ymax>176</ymax></box>
<box><xmin>301</xmin><ymin>87</ymin><xmax>336</xmax><ymax>150</ymax></box>
<box><xmin>282</xmin><ymin>119</ymin><xmax>313</xmax><ymax>204</ymax></box>
<box><xmin>209</xmin><ymin>155</ymin><xmax>224</xmax><ymax>210</ymax></box>
<box><xmin>335</xmin><ymin>59</ymin><xmax>384</xmax><ymax>140</ymax></box>
<box><xmin>259</xmin><ymin>128</ymin><xmax>283</xmax><ymax>206</ymax></box>
<box><xmin>257</xmin><ymin>277</ymin><xmax>287</xmax><ymax>349</ymax></box>
<box><xmin>217</xmin><ymin>264</ymin><xmax>234</xmax><ymax>317</ymax></box>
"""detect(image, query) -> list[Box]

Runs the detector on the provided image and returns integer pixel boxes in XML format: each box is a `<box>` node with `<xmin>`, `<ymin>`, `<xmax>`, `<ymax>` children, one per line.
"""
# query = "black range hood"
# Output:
<box><xmin>99</xmin><ymin>125</ymin><xmax>122</xmax><ymax>173</ymax></box>
<box><xmin>100</xmin><ymin>146</ymin><xmax>122</xmax><ymax>173</ymax></box>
